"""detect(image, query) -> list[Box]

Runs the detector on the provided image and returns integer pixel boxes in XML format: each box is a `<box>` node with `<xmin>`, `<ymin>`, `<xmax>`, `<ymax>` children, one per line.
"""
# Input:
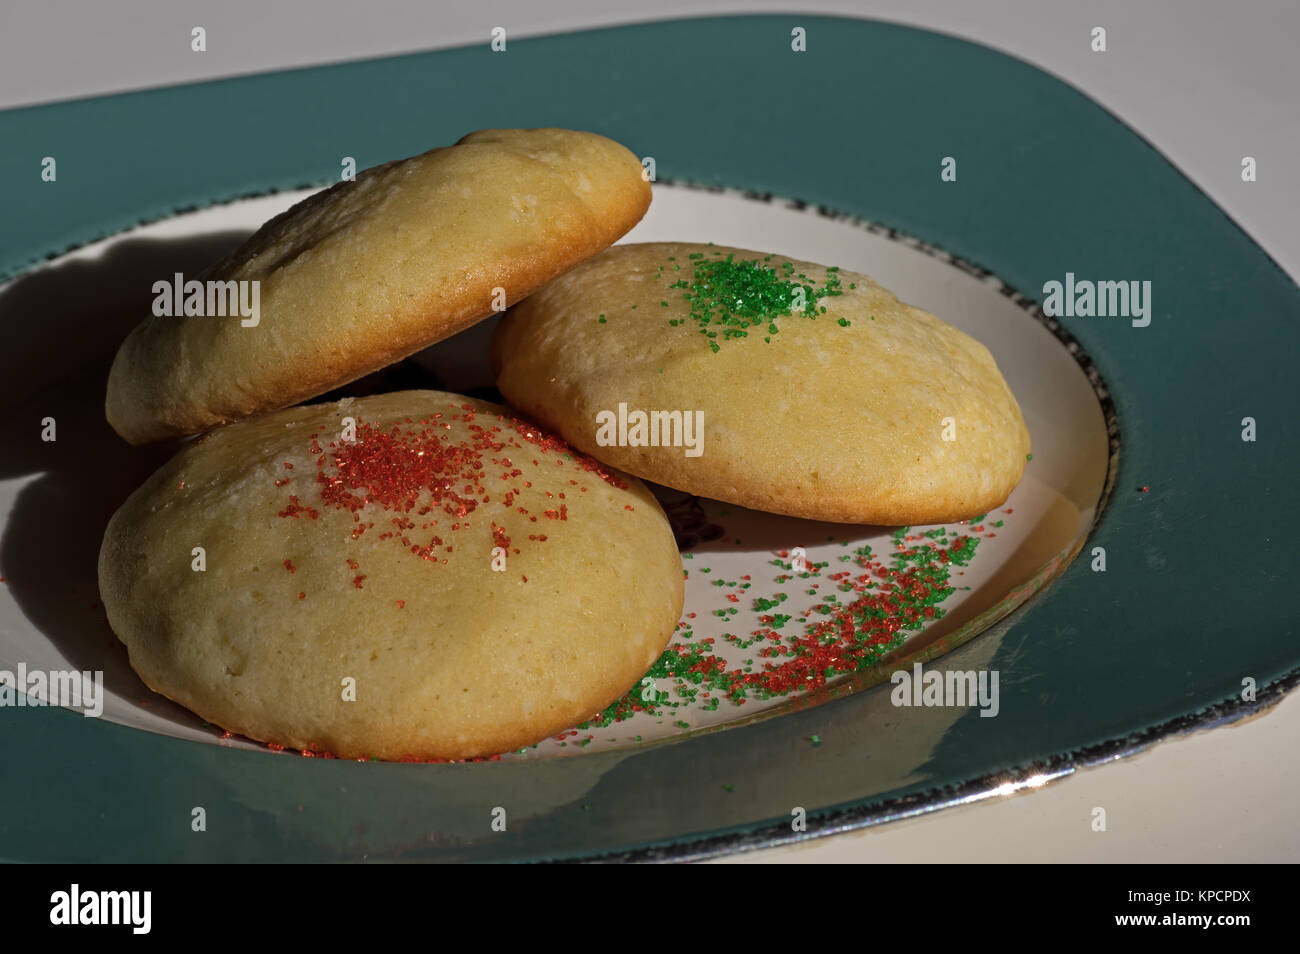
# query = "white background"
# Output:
<box><xmin>2</xmin><ymin>0</ymin><xmax>1296</xmax><ymax>862</ymax></box>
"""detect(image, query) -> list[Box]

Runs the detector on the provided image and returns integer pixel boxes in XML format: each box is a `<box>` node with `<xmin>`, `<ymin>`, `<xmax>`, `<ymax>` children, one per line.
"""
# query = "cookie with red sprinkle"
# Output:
<box><xmin>98</xmin><ymin>390</ymin><xmax>683</xmax><ymax>760</ymax></box>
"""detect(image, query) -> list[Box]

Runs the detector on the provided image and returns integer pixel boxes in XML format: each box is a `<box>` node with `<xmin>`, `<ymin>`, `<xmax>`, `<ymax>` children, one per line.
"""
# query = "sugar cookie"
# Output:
<box><xmin>106</xmin><ymin>128</ymin><xmax>651</xmax><ymax>444</ymax></box>
<box><xmin>492</xmin><ymin>243</ymin><xmax>1030</xmax><ymax>525</ymax></box>
<box><xmin>98</xmin><ymin>391</ymin><xmax>683</xmax><ymax>760</ymax></box>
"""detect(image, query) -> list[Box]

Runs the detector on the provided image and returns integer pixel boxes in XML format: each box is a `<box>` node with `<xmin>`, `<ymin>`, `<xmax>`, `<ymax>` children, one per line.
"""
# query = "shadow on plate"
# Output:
<box><xmin>0</xmin><ymin>233</ymin><xmax>251</xmax><ymax>710</ymax></box>
<box><xmin>0</xmin><ymin>230</ymin><xmax>499</xmax><ymax>719</ymax></box>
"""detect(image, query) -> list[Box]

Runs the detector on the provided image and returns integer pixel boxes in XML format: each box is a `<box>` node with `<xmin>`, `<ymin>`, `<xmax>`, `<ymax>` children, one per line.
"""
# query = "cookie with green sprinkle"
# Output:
<box><xmin>492</xmin><ymin>243</ymin><xmax>1030</xmax><ymax>525</ymax></box>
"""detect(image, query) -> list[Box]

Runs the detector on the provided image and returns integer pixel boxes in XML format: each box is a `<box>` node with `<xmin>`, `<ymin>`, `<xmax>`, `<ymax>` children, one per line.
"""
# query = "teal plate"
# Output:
<box><xmin>0</xmin><ymin>16</ymin><xmax>1296</xmax><ymax>862</ymax></box>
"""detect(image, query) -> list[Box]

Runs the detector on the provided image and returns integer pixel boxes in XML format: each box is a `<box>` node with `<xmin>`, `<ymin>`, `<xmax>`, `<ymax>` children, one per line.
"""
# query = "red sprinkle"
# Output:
<box><xmin>273</xmin><ymin>406</ymin><xmax>638</xmax><ymax>587</ymax></box>
<box><xmin>278</xmin><ymin>495</ymin><xmax>320</xmax><ymax>519</ymax></box>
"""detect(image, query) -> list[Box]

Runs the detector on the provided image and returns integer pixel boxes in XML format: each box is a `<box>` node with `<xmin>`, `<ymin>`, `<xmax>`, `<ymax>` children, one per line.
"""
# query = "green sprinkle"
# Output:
<box><xmin>597</xmin><ymin>314</ymin><xmax>606</xmax><ymax>323</ymax></box>
<box><xmin>669</xmin><ymin>252</ymin><xmax>846</xmax><ymax>351</ymax></box>
<box><xmin>837</xmin><ymin>317</ymin><xmax>850</xmax><ymax>327</ymax></box>
<box><xmin>569</xmin><ymin>514</ymin><xmax>994</xmax><ymax>727</ymax></box>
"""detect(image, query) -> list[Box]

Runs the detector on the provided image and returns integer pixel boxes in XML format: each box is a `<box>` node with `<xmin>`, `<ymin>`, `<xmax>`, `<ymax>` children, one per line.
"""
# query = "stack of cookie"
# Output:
<box><xmin>99</xmin><ymin>128</ymin><xmax>1029</xmax><ymax>760</ymax></box>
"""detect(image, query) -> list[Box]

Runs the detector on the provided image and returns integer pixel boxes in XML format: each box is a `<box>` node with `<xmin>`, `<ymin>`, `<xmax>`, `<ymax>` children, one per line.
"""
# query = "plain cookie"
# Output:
<box><xmin>106</xmin><ymin>128</ymin><xmax>651</xmax><ymax>444</ymax></box>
